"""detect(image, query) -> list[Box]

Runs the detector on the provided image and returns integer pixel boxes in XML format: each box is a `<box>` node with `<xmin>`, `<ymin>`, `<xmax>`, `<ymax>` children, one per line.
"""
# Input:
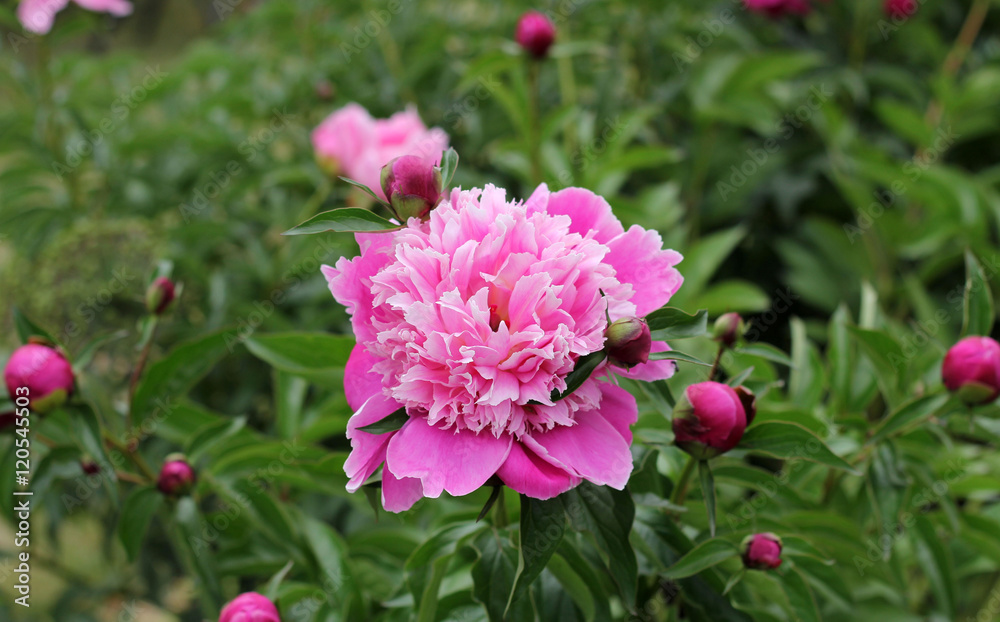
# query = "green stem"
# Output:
<box><xmin>708</xmin><ymin>345</ymin><xmax>725</xmax><ymax>381</ymax></box>
<box><xmin>670</xmin><ymin>456</ymin><xmax>697</xmax><ymax>507</ymax></box>
<box><xmin>527</xmin><ymin>61</ymin><xmax>543</xmax><ymax>186</ymax></box>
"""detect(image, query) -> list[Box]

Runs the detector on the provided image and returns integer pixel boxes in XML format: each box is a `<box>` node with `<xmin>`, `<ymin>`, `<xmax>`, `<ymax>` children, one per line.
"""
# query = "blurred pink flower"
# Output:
<box><xmin>219</xmin><ymin>592</ymin><xmax>281</xmax><ymax>622</ymax></box>
<box><xmin>18</xmin><ymin>0</ymin><xmax>132</xmax><ymax>34</ymax></box>
<box><xmin>4</xmin><ymin>343</ymin><xmax>74</xmax><ymax>413</ymax></box>
<box><xmin>311</xmin><ymin>104</ymin><xmax>448</xmax><ymax>200</ymax></box>
<box><xmin>884</xmin><ymin>0</ymin><xmax>917</xmax><ymax>19</ymax></box>
<box><xmin>743</xmin><ymin>0</ymin><xmax>812</xmax><ymax>17</ymax></box>
<box><xmin>324</xmin><ymin>184</ymin><xmax>683</xmax><ymax>511</ymax></box>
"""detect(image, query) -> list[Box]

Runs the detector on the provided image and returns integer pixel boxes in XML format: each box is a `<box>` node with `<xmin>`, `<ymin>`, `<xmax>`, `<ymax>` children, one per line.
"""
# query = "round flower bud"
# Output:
<box><xmin>605</xmin><ymin>318</ymin><xmax>652</xmax><ymax>368</ymax></box>
<box><xmin>884</xmin><ymin>0</ymin><xmax>916</xmax><ymax>19</ymax></box>
<box><xmin>145</xmin><ymin>277</ymin><xmax>176</xmax><ymax>315</ymax></box>
<box><xmin>157</xmin><ymin>455</ymin><xmax>196</xmax><ymax>496</ymax></box>
<box><xmin>713</xmin><ymin>312</ymin><xmax>744</xmax><ymax>348</ymax></box>
<box><xmin>81</xmin><ymin>460</ymin><xmax>100</xmax><ymax>476</ymax></box>
<box><xmin>672</xmin><ymin>381</ymin><xmax>752</xmax><ymax>460</ymax></box>
<box><xmin>380</xmin><ymin>155</ymin><xmax>444</xmax><ymax>221</ymax></box>
<box><xmin>741</xmin><ymin>533</ymin><xmax>782</xmax><ymax>570</ymax></box>
<box><xmin>942</xmin><ymin>336</ymin><xmax>1000</xmax><ymax>405</ymax></box>
<box><xmin>515</xmin><ymin>11</ymin><xmax>555</xmax><ymax>59</ymax></box>
<box><xmin>4</xmin><ymin>344</ymin><xmax>74</xmax><ymax>414</ymax></box>
<box><xmin>220</xmin><ymin>592</ymin><xmax>281</xmax><ymax>622</ymax></box>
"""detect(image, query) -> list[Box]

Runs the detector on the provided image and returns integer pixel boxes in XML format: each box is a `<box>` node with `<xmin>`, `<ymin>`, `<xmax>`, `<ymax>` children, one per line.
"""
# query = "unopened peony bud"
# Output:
<box><xmin>741</xmin><ymin>533</ymin><xmax>782</xmax><ymax>570</ymax></box>
<box><xmin>605</xmin><ymin>318</ymin><xmax>652</xmax><ymax>368</ymax></box>
<box><xmin>0</xmin><ymin>411</ymin><xmax>23</xmax><ymax>431</ymax></box>
<box><xmin>884</xmin><ymin>0</ymin><xmax>916</xmax><ymax>19</ymax></box>
<box><xmin>81</xmin><ymin>460</ymin><xmax>100</xmax><ymax>475</ymax></box>
<box><xmin>380</xmin><ymin>155</ymin><xmax>443</xmax><ymax>221</ymax></box>
<box><xmin>672</xmin><ymin>381</ymin><xmax>752</xmax><ymax>460</ymax></box>
<box><xmin>942</xmin><ymin>336</ymin><xmax>1000</xmax><ymax>405</ymax></box>
<box><xmin>515</xmin><ymin>11</ymin><xmax>555</xmax><ymax>58</ymax></box>
<box><xmin>713</xmin><ymin>312</ymin><xmax>744</xmax><ymax>348</ymax></box>
<box><xmin>157</xmin><ymin>455</ymin><xmax>196</xmax><ymax>496</ymax></box>
<box><xmin>146</xmin><ymin>277</ymin><xmax>176</xmax><ymax>315</ymax></box>
<box><xmin>220</xmin><ymin>592</ymin><xmax>281</xmax><ymax>622</ymax></box>
<box><xmin>4</xmin><ymin>344</ymin><xmax>74</xmax><ymax>414</ymax></box>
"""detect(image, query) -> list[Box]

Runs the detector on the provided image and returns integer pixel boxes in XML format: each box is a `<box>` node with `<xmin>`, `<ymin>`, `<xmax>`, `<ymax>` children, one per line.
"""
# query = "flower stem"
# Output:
<box><xmin>670</xmin><ymin>456</ymin><xmax>697</xmax><ymax>507</ymax></box>
<box><xmin>527</xmin><ymin>60</ymin><xmax>543</xmax><ymax>186</ymax></box>
<box><xmin>708</xmin><ymin>345</ymin><xmax>725</xmax><ymax>381</ymax></box>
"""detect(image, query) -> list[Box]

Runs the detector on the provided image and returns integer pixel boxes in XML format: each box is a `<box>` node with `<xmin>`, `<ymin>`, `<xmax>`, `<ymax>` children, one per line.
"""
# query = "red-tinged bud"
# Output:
<box><xmin>672</xmin><ymin>381</ymin><xmax>752</xmax><ymax>459</ymax></box>
<box><xmin>4</xmin><ymin>343</ymin><xmax>74</xmax><ymax>414</ymax></box>
<box><xmin>380</xmin><ymin>155</ymin><xmax>443</xmax><ymax>221</ymax></box>
<box><xmin>81</xmin><ymin>460</ymin><xmax>100</xmax><ymax>476</ymax></box>
<box><xmin>884</xmin><ymin>0</ymin><xmax>916</xmax><ymax>19</ymax></box>
<box><xmin>605</xmin><ymin>318</ymin><xmax>652</xmax><ymax>368</ymax></box>
<box><xmin>157</xmin><ymin>454</ymin><xmax>196</xmax><ymax>497</ymax></box>
<box><xmin>515</xmin><ymin>11</ymin><xmax>555</xmax><ymax>59</ymax></box>
<box><xmin>145</xmin><ymin>277</ymin><xmax>176</xmax><ymax>315</ymax></box>
<box><xmin>741</xmin><ymin>533</ymin><xmax>783</xmax><ymax>570</ymax></box>
<box><xmin>220</xmin><ymin>592</ymin><xmax>281</xmax><ymax>622</ymax></box>
<box><xmin>942</xmin><ymin>336</ymin><xmax>1000</xmax><ymax>405</ymax></box>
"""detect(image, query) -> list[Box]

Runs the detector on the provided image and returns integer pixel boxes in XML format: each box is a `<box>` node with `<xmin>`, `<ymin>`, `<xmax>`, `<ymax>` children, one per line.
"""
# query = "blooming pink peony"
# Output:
<box><xmin>18</xmin><ymin>0</ymin><xmax>132</xmax><ymax>34</ymax></box>
<box><xmin>311</xmin><ymin>104</ymin><xmax>448</xmax><ymax>201</ymax></box>
<box><xmin>324</xmin><ymin>184</ymin><xmax>683</xmax><ymax>511</ymax></box>
<box><xmin>219</xmin><ymin>592</ymin><xmax>281</xmax><ymax>622</ymax></box>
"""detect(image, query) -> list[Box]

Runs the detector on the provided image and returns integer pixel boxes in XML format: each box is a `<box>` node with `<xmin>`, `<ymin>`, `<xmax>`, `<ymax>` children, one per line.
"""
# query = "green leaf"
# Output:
<box><xmin>338</xmin><ymin>176</ymin><xmax>391</xmax><ymax>205</ymax></box>
<box><xmin>645</xmin><ymin>307</ymin><xmax>708</xmax><ymax>340</ymax></box>
<box><xmin>867</xmin><ymin>393</ymin><xmax>950</xmax><ymax>445</ymax></box>
<box><xmin>672</xmin><ymin>227</ymin><xmax>746</xmax><ymax>303</ymax></box>
<box><xmin>561</xmin><ymin>483</ymin><xmax>638</xmax><ymax>610</ymax></box>
<box><xmin>739</xmin><ymin>422</ymin><xmax>858</xmax><ymax>473</ymax></box>
<box><xmin>118</xmin><ymin>486</ymin><xmax>163</xmax><ymax>562</ymax></box>
<box><xmin>131</xmin><ymin>330</ymin><xmax>231</xmax><ymax>427</ymax></box>
<box><xmin>698</xmin><ymin>460</ymin><xmax>717</xmax><ymax>537</ymax></box>
<box><xmin>73</xmin><ymin>330</ymin><xmax>128</xmax><ymax>370</ymax></box>
<box><xmin>283</xmin><ymin>207</ymin><xmax>398</xmax><ymax>235</ymax></box>
<box><xmin>275</xmin><ymin>371</ymin><xmax>308</xmax><ymax>439</ymax></box>
<box><xmin>546</xmin><ymin>553</ymin><xmax>597</xmax><ymax>622</ymax></box>
<box><xmin>552</xmin><ymin>350</ymin><xmax>607</xmax><ymax>401</ymax></box>
<box><xmin>648</xmin><ymin>350</ymin><xmax>711</xmax><ymax>366</ymax></box>
<box><xmin>507</xmin><ymin>496</ymin><xmax>566</xmax><ymax>614</ymax></box>
<box><xmin>244</xmin><ymin>332</ymin><xmax>354</xmax><ymax>375</ymax></box>
<box><xmin>662</xmin><ymin>538</ymin><xmax>739</xmax><ymax>579</ymax></box>
<box><xmin>847</xmin><ymin>326</ymin><xmax>904</xmax><ymax>397</ymax></box>
<box><xmin>264</xmin><ymin>560</ymin><xmax>296</xmax><ymax>601</ymax></box>
<box><xmin>357</xmin><ymin>407</ymin><xmax>408</xmax><ymax>434</ymax></box>
<box><xmin>172</xmin><ymin>497</ymin><xmax>224</xmax><ymax>614</ymax></box>
<box><xmin>185</xmin><ymin>416</ymin><xmax>246</xmax><ymax>463</ymax></box>
<box><xmin>735</xmin><ymin>343</ymin><xmax>794</xmax><ymax>367</ymax></box>
<box><xmin>67</xmin><ymin>404</ymin><xmax>117</xmax><ymax>501</ymax></box>
<box><xmin>780</xmin><ymin>567</ymin><xmax>821</xmax><ymax>622</ymax></box>
<box><xmin>827</xmin><ymin>305</ymin><xmax>851</xmax><ymax>411</ymax></box>
<box><xmin>962</xmin><ymin>250</ymin><xmax>994</xmax><ymax>337</ymax></box>
<box><xmin>693</xmin><ymin>280</ymin><xmax>771</xmax><ymax>315</ymax></box>
<box><xmin>440</xmin><ymin>147</ymin><xmax>459</xmax><ymax>188</ymax></box>
<box><xmin>301</xmin><ymin>514</ymin><xmax>352</xmax><ymax>609</ymax></box>
<box><xmin>12</xmin><ymin>306</ymin><xmax>58</xmax><ymax>345</ymax></box>
<box><xmin>471</xmin><ymin>530</ymin><xmax>532</xmax><ymax>622</ymax></box>
<box><xmin>911</xmin><ymin>516</ymin><xmax>957</xmax><ymax>617</ymax></box>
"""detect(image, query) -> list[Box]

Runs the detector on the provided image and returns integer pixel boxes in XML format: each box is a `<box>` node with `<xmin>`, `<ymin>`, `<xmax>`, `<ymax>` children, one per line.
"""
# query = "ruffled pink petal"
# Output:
<box><xmin>544</xmin><ymin>187</ymin><xmax>625</xmax><ymax>244</ymax></box>
<box><xmin>605</xmin><ymin>226</ymin><xmax>683</xmax><ymax>316</ymax></box>
<box><xmin>344</xmin><ymin>394</ymin><xmax>403</xmax><ymax>492</ymax></box>
<box><xmin>524</xmin><ymin>403</ymin><xmax>634</xmax><ymax>489</ymax></box>
<box><xmin>344</xmin><ymin>344</ymin><xmax>384</xmax><ymax>411</ymax></box>
<box><xmin>595</xmin><ymin>383</ymin><xmax>638</xmax><ymax>444</ymax></box>
<box><xmin>497</xmin><ymin>441</ymin><xmax>580</xmax><ymax>499</ymax></box>
<box><xmin>385</xmin><ymin>417</ymin><xmax>512</xmax><ymax>498</ymax></box>
<box><xmin>614</xmin><ymin>340</ymin><xmax>676</xmax><ymax>382</ymax></box>
<box><xmin>18</xmin><ymin>0</ymin><xmax>70</xmax><ymax>34</ymax></box>
<box><xmin>73</xmin><ymin>0</ymin><xmax>132</xmax><ymax>16</ymax></box>
<box><xmin>381</xmin><ymin>467</ymin><xmax>424</xmax><ymax>513</ymax></box>
<box><xmin>322</xmin><ymin>232</ymin><xmax>396</xmax><ymax>344</ymax></box>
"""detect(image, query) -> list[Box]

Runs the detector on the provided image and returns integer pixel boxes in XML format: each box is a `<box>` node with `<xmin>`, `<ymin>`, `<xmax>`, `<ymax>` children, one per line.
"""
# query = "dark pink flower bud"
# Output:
<box><xmin>942</xmin><ymin>336</ymin><xmax>1000</xmax><ymax>405</ymax></box>
<box><xmin>884</xmin><ymin>0</ymin><xmax>916</xmax><ymax>19</ymax></box>
<box><xmin>515</xmin><ymin>11</ymin><xmax>555</xmax><ymax>58</ymax></box>
<box><xmin>744</xmin><ymin>0</ymin><xmax>811</xmax><ymax>17</ymax></box>
<box><xmin>713</xmin><ymin>312</ymin><xmax>744</xmax><ymax>348</ymax></box>
<box><xmin>81</xmin><ymin>460</ymin><xmax>100</xmax><ymax>475</ymax></box>
<box><xmin>672</xmin><ymin>381</ymin><xmax>751</xmax><ymax>459</ymax></box>
<box><xmin>741</xmin><ymin>533</ymin><xmax>782</xmax><ymax>570</ymax></box>
<box><xmin>380</xmin><ymin>155</ymin><xmax>443</xmax><ymax>221</ymax></box>
<box><xmin>605</xmin><ymin>318</ymin><xmax>652</xmax><ymax>368</ymax></box>
<box><xmin>4</xmin><ymin>344</ymin><xmax>74</xmax><ymax>414</ymax></box>
<box><xmin>0</xmin><ymin>411</ymin><xmax>24</xmax><ymax>431</ymax></box>
<box><xmin>220</xmin><ymin>592</ymin><xmax>281</xmax><ymax>622</ymax></box>
<box><xmin>145</xmin><ymin>277</ymin><xmax>176</xmax><ymax>315</ymax></box>
<box><xmin>157</xmin><ymin>455</ymin><xmax>196</xmax><ymax>496</ymax></box>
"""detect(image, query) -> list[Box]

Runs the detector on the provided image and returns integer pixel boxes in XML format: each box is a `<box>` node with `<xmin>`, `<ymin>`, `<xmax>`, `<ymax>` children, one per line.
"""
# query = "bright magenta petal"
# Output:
<box><xmin>497</xmin><ymin>441</ymin><xmax>580</xmax><ymax>499</ymax></box>
<box><xmin>545</xmin><ymin>187</ymin><xmax>624</xmax><ymax>244</ymax></box>
<box><xmin>525</xmin><ymin>406</ymin><xmax>633</xmax><ymax>489</ymax></box>
<box><xmin>344</xmin><ymin>394</ymin><xmax>403</xmax><ymax>492</ymax></box>
<box><xmin>344</xmin><ymin>344</ymin><xmax>384</xmax><ymax>411</ymax></box>
<box><xmin>385</xmin><ymin>417</ymin><xmax>512</xmax><ymax>498</ymax></box>
<box><xmin>382</xmin><ymin>468</ymin><xmax>424</xmax><ymax>513</ymax></box>
<box><xmin>614</xmin><ymin>340</ymin><xmax>676</xmax><ymax>382</ymax></box>
<box><xmin>606</xmin><ymin>226</ymin><xmax>683</xmax><ymax>316</ymax></box>
<box><xmin>596</xmin><ymin>383</ymin><xmax>638</xmax><ymax>444</ymax></box>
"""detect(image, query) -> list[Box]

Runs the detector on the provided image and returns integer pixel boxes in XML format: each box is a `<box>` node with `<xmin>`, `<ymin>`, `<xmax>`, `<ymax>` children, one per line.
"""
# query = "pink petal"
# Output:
<box><xmin>385</xmin><ymin>417</ymin><xmax>512</xmax><ymax>497</ymax></box>
<box><xmin>545</xmin><ymin>187</ymin><xmax>625</xmax><ymax>244</ymax></box>
<box><xmin>497</xmin><ymin>441</ymin><xmax>580</xmax><ymax>499</ymax></box>
<box><xmin>73</xmin><ymin>0</ymin><xmax>132</xmax><ymax>16</ymax></box>
<box><xmin>18</xmin><ymin>0</ymin><xmax>70</xmax><ymax>34</ymax></box>
<box><xmin>344</xmin><ymin>344</ymin><xmax>384</xmax><ymax>411</ymax></box>
<box><xmin>596</xmin><ymin>383</ymin><xmax>638</xmax><ymax>444</ymax></box>
<box><xmin>614</xmin><ymin>340</ymin><xmax>677</xmax><ymax>382</ymax></box>
<box><xmin>524</xmin><ymin>404</ymin><xmax>634</xmax><ymax>489</ymax></box>
<box><xmin>322</xmin><ymin>232</ymin><xmax>396</xmax><ymax>344</ymax></box>
<box><xmin>382</xmin><ymin>468</ymin><xmax>424</xmax><ymax>513</ymax></box>
<box><xmin>343</xmin><ymin>394</ymin><xmax>403</xmax><ymax>492</ymax></box>
<box><xmin>605</xmin><ymin>226</ymin><xmax>683</xmax><ymax>316</ymax></box>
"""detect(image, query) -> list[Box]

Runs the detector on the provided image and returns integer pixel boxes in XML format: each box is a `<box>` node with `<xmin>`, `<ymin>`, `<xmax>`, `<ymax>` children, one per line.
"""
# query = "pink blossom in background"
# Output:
<box><xmin>311</xmin><ymin>104</ymin><xmax>448</xmax><ymax>200</ymax></box>
<box><xmin>884</xmin><ymin>0</ymin><xmax>917</xmax><ymax>19</ymax></box>
<box><xmin>18</xmin><ymin>0</ymin><xmax>132</xmax><ymax>34</ymax></box>
<box><xmin>324</xmin><ymin>184</ymin><xmax>683</xmax><ymax>511</ymax></box>
<box><xmin>743</xmin><ymin>0</ymin><xmax>812</xmax><ymax>17</ymax></box>
<box><xmin>219</xmin><ymin>592</ymin><xmax>281</xmax><ymax>622</ymax></box>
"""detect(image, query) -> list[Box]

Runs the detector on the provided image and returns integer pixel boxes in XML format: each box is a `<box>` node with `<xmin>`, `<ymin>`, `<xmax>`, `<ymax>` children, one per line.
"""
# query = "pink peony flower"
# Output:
<box><xmin>18</xmin><ymin>0</ymin><xmax>132</xmax><ymax>35</ymax></box>
<box><xmin>516</xmin><ymin>11</ymin><xmax>556</xmax><ymax>58</ymax></box>
<box><xmin>219</xmin><ymin>592</ymin><xmax>281</xmax><ymax>622</ymax></box>
<box><xmin>942</xmin><ymin>336</ymin><xmax>1000</xmax><ymax>405</ymax></box>
<box><xmin>742</xmin><ymin>533</ymin><xmax>783</xmax><ymax>570</ymax></box>
<box><xmin>311</xmin><ymin>104</ymin><xmax>448</xmax><ymax>201</ymax></box>
<box><xmin>743</xmin><ymin>0</ymin><xmax>812</xmax><ymax>17</ymax></box>
<box><xmin>4</xmin><ymin>343</ymin><xmax>74</xmax><ymax>414</ymax></box>
<box><xmin>884</xmin><ymin>0</ymin><xmax>917</xmax><ymax>19</ymax></box>
<box><xmin>380</xmin><ymin>155</ymin><xmax>444</xmax><ymax>221</ymax></box>
<box><xmin>672</xmin><ymin>381</ymin><xmax>753</xmax><ymax>460</ymax></box>
<box><xmin>324</xmin><ymin>184</ymin><xmax>683</xmax><ymax>511</ymax></box>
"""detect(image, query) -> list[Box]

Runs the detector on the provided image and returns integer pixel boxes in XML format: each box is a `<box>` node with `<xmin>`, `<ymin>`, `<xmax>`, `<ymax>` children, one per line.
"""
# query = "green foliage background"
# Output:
<box><xmin>1</xmin><ymin>0</ymin><xmax>1000</xmax><ymax>620</ymax></box>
